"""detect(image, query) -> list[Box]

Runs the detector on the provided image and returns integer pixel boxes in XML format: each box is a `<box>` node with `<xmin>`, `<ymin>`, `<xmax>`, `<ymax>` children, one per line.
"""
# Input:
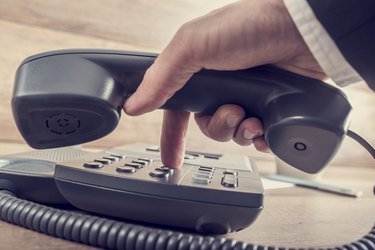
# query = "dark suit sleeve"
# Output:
<box><xmin>307</xmin><ymin>0</ymin><xmax>375</xmax><ymax>91</ymax></box>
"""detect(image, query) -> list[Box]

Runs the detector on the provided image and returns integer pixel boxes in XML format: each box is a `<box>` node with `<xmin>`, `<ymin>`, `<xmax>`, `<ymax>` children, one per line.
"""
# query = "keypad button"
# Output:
<box><xmin>125</xmin><ymin>163</ymin><xmax>143</xmax><ymax>169</ymax></box>
<box><xmin>149</xmin><ymin>170</ymin><xmax>169</xmax><ymax>178</ymax></box>
<box><xmin>184</xmin><ymin>154</ymin><xmax>196</xmax><ymax>160</ymax></box>
<box><xmin>223</xmin><ymin>169</ymin><xmax>238</xmax><ymax>176</ymax></box>
<box><xmin>83</xmin><ymin>162</ymin><xmax>103</xmax><ymax>169</ymax></box>
<box><xmin>94</xmin><ymin>159</ymin><xmax>112</xmax><ymax>164</ymax></box>
<box><xmin>145</xmin><ymin>146</ymin><xmax>160</xmax><ymax>152</ymax></box>
<box><xmin>221</xmin><ymin>174</ymin><xmax>238</xmax><ymax>188</ymax></box>
<box><xmin>198</xmin><ymin>166</ymin><xmax>215</xmax><ymax>174</ymax></box>
<box><xmin>138</xmin><ymin>157</ymin><xmax>153</xmax><ymax>163</ymax></box>
<box><xmin>155</xmin><ymin>166</ymin><xmax>175</xmax><ymax>174</ymax></box>
<box><xmin>194</xmin><ymin>171</ymin><xmax>212</xmax><ymax>179</ymax></box>
<box><xmin>132</xmin><ymin>160</ymin><xmax>147</xmax><ymax>166</ymax></box>
<box><xmin>192</xmin><ymin>176</ymin><xmax>210</xmax><ymax>185</ymax></box>
<box><xmin>110</xmin><ymin>153</ymin><xmax>126</xmax><ymax>159</ymax></box>
<box><xmin>204</xmin><ymin>155</ymin><xmax>220</xmax><ymax>160</ymax></box>
<box><xmin>116</xmin><ymin>166</ymin><xmax>136</xmax><ymax>173</ymax></box>
<box><xmin>198</xmin><ymin>169</ymin><xmax>213</xmax><ymax>173</ymax></box>
<box><xmin>198</xmin><ymin>166</ymin><xmax>215</xmax><ymax>171</ymax></box>
<box><xmin>103</xmin><ymin>156</ymin><xmax>119</xmax><ymax>162</ymax></box>
<box><xmin>186</xmin><ymin>152</ymin><xmax>200</xmax><ymax>157</ymax></box>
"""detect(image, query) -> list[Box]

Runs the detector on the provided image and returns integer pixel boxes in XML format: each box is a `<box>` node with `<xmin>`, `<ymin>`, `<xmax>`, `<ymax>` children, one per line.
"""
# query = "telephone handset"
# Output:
<box><xmin>12</xmin><ymin>49</ymin><xmax>352</xmax><ymax>174</ymax></box>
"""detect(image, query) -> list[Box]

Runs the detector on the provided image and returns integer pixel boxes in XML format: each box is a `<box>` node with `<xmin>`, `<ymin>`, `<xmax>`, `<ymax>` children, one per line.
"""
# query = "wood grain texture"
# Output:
<box><xmin>0</xmin><ymin>0</ymin><xmax>233</xmax><ymax>49</ymax></box>
<box><xmin>0</xmin><ymin>0</ymin><xmax>374</xmax><ymax>167</ymax></box>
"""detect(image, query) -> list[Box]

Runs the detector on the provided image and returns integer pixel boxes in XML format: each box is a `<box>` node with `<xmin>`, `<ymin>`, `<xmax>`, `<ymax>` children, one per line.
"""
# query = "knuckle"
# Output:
<box><xmin>218</xmin><ymin>104</ymin><xmax>246</xmax><ymax>117</ymax></box>
<box><xmin>206</xmin><ymin>127</ymin><xmax>232</xmax><ymax>142</ymax></box>
<box><xmin>233</xmin><ymin>137</ymin><xmax>253</xmax><ymax>146</ymax></box>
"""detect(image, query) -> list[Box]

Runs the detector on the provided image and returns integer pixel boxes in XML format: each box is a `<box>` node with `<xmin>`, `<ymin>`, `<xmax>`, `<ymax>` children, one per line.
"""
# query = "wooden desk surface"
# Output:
<box><xmin>0</xmin><ymin>142</ymin><xmax>374</xmax><ymax>249</ymax></box>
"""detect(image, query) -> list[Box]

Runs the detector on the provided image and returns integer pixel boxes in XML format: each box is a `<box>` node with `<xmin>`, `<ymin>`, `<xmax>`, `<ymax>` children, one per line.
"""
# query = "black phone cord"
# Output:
<box><xmin>1</xmin><ymin>191</ymin><xmax>374</xmax><ymax>250</ymax></box>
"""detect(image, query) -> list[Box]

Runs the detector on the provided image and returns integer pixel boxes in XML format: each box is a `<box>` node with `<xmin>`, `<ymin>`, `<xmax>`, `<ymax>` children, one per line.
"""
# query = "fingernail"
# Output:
<box><xmin>243</xmin><ymin>129</ymin><xmax>260</xmax><ymax>140</ymax></box>
<box><xmin>226</xmin><ymin>114</ymin><xmax>242</xmax><ymax>128</ymax></box>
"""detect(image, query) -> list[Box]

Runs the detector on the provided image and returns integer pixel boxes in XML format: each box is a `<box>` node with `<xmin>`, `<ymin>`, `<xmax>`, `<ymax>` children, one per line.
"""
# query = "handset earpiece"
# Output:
<box><xmin>13</xmin><ymin>53</ymin><xmax>123</xmax><ymax>149</ymax></box>
<box><xmin>12</xmin><ymin>49</ymin><xmax>352</xmax><ymax>173</ymax></box>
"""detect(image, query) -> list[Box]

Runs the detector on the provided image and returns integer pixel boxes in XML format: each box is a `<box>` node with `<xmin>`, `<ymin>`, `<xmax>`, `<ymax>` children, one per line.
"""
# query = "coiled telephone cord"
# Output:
<box><xmin>1</xmin><ymin>191</ymin><xmax>374</xmax><ymax>250</ymax></box>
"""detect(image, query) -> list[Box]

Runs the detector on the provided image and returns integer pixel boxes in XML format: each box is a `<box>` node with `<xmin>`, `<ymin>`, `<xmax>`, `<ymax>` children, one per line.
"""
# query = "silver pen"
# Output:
<box><xmin>268</xmin><ymin>174</ymin><xmax>363</xmax><ymax>198</ymax></box>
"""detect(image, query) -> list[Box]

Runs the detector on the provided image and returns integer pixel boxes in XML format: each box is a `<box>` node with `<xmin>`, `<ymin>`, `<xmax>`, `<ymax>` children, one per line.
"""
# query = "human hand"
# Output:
<box><xmin>124</xmin><ymin>0</ymin><xmax>325</xmax><ymax>168</ymax></box>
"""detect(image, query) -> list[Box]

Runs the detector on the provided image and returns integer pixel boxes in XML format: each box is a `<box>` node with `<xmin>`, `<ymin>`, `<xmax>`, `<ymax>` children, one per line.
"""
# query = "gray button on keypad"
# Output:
<box><xmin>194</xmin><ymin>171</ymin><xmax>212</xmax><ymax>179</ymax></box>
<box><xmin>94</xmin><ymin>158</ymin><xmax>112</xmax><ymax>164</ymax></box>
<box><xmin>116</xmin><ymin>166</ymin><xmax>136</xmax><ymax>173</ymax></box>
<box><xmin>110</xmin><ymin>153</ymin><xmax>126</xmax><ymax>159</ymax></box>
<box><xmin>83</xmin><ymin>162</ymin><xmax>103</xmax><ymax>169</ymax></box>
<box><xmin>192</xmin><ymin>176</ymin><xmax>210</xmax><ymax>185</ymax></box>
<box><xmin>138</xmin><ymin>157</ymin><xmax>153</xmax><ymax>163</ymax></box>
<box><xmin>149</xmin><ymin>170</ymin><xmax>169</xmax><ymax>178</ymax></box>
<box><xmin>223</xmin><ymin>169</ymin><xmax>238</xmax><ymax>176</ymax></box>
<box><xmin>132</xmin><ymin>160</ymin><xmax>147</xmax><ymax>166</ymax></box>
<box><xmin>103</xmin><ymin>156</ymin><xmax>119</xmax><ymax>162</ymax></box>
<box><xmin>125</xmin><ymin>163</ymin><xmax>143</xmax><ymax>169</ymax></box>
<box><xmin>198</xmin><ymin>166</ymin><xmax>215</xmax><ymax>172</ymax></box>
<box><xmin>156</xmin><ymin>166</ymin><xmax>175</xmax><ymax>174</ymax></box>
<box><xmin>221</xmin><ymin>174</ymin><xmax>238</xmax><ymax>188</ymax></box>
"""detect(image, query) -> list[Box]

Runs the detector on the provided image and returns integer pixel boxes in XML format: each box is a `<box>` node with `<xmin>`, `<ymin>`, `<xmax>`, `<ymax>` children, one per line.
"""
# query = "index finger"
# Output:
<box><xmin>123</xmin><ymin>26</ymin><xmax>201</xmax><ymax>116</ymax></box>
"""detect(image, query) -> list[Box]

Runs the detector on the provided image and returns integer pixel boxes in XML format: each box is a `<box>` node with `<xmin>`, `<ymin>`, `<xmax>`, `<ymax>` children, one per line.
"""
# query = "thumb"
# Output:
<box><xmin>124</xmin><ymin>27</ymin><xmax>201</xmax><ymax>116</ymax></box>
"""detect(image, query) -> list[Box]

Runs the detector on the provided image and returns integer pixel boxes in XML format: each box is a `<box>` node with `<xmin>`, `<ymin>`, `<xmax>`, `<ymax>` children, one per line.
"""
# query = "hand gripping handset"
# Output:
<box><xmin>12</xmin><ymin>49</ymin><xmax>352</xmax><ymax>173</ymax></box>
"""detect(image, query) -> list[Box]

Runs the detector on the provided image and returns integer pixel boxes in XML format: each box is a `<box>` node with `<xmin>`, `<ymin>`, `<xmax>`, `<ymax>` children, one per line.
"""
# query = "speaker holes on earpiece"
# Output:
<box><xmin>45</xmin><ymin>113</ymin><xmax>81</xmax><ymax>135</ymax></box>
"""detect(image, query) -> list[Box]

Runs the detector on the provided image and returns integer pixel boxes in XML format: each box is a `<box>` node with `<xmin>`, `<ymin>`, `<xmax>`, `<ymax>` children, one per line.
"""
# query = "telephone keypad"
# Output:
<box><xmin>83</xmin><ymin>153</ymin><xmax>245</xmax><ymax>188</ymax></box>
<box><xmin>78</xmin><ymin>151</ymin><xmax>261</xmax><ymax>191</ymax></box>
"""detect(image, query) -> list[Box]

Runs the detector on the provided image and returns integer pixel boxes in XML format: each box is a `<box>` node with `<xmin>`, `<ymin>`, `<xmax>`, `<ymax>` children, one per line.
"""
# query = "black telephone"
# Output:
<box><xmin>0</xmin><ymin>144</ymin><xmax>263</xmax><ymax>234</ymax></box>
<box><xmin>12</xmin><ymin>49</ymin><xmax>353</xmax><ymax>174</ymax></box>
<box><xmin>2</xmin><ymin>50</ymin><xmax>374</xmax><ymax>250</ymax></box>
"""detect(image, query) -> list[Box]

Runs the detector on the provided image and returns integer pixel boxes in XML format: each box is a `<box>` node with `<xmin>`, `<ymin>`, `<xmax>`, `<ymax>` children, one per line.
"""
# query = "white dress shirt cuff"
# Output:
<box><xmin>283</xmin><ymin>0</ymin><xmax>364</xmax><ymax>87</ymax></box>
